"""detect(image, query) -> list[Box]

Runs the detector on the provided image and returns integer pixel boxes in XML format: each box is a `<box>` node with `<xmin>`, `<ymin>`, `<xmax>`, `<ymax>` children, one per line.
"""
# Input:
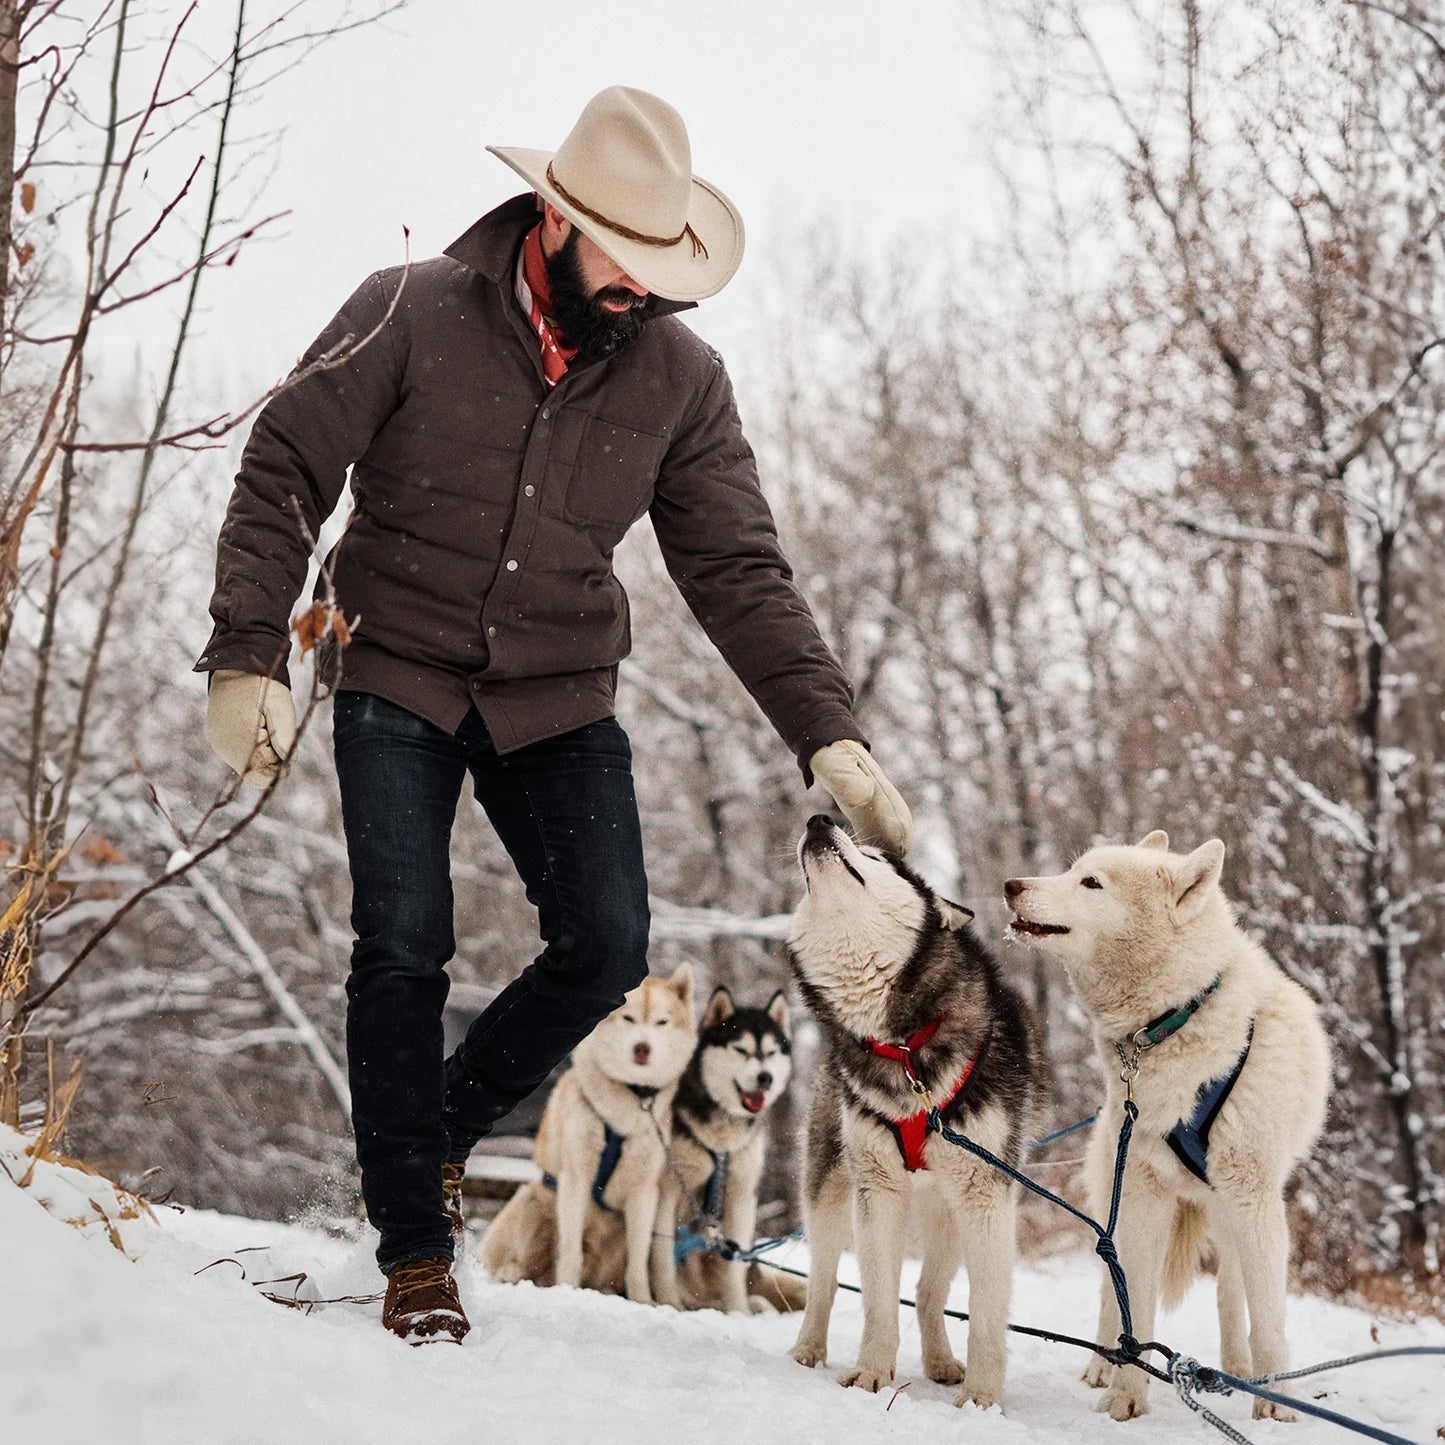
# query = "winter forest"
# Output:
<box><xmin>1</xmin><ymin>0</ymin><xmax>1442</xmax><ymax>1407</ymax></box>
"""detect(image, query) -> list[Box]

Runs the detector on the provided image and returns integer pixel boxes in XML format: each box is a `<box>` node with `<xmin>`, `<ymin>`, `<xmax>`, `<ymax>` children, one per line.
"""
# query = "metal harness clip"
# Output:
<box><xmin>898</xmin><ymin>1047</ymin><xmax>934</xmax><ymax>1108</ymax></box>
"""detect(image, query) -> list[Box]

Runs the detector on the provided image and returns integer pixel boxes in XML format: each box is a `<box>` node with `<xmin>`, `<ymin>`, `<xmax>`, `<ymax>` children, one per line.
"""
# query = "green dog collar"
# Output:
<box><xmin>1136</xmin><ymin>974</ymin><xmax>1223</xmax><ymax>1049</ymax></box>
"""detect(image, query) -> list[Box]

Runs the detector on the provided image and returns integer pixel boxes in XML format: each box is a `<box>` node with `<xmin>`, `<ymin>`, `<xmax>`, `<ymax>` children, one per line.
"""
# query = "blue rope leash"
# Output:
<box><xmin>1029</xmin><ymin>1112</ymin><xmax>1099</xmax><ymax>1151</ymax></box>
<box><xmin>686</xmin><ymin>1099</ymin><xmax>1444</xmax><ymax>1444</ymax></box>
<box><xmin>694</xmin><ymin>1226</ymin><xmax>804</xmax><ymax>1265</ymax></box>
<box><xmin>929</xmin><ymin>1097</ymin><xmax>1144</xmax><ymax>1359</ymax></box>
<box><xmin>1167</xmin><ymin>1355</ymin><xmax>1439</xmax><ymax>1445</ymax></box>
<box><xmin>925</xmin><ymin>1101</ymin><xmax>1445</xmax><ymax>1445</ymax></box>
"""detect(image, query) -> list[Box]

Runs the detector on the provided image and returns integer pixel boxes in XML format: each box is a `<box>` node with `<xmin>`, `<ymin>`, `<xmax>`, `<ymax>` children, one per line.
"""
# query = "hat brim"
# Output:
<box><xmin>487</xmin><ymin>145</ymin><xmax>744</xmax><ymax>303</ymax></box>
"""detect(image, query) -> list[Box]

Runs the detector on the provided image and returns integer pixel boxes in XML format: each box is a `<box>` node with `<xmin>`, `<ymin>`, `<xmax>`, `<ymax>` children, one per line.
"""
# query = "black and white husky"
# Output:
<box><xmin>786</xmin><ymin>816</ymin><xmax>1044</xmax><ymax>1410</ymax></box>
<box><xmin>650</xmin><ymin>986</ymin><xmax>797</xmax><ymax>1313</ymax></box>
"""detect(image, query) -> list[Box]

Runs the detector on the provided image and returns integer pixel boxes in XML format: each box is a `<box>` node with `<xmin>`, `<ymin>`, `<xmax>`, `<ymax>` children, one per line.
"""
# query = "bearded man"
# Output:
<box><xmin>196</xmin><ymin>87</ymin><xmax>910</xmax><ymax>1343</ymax></box>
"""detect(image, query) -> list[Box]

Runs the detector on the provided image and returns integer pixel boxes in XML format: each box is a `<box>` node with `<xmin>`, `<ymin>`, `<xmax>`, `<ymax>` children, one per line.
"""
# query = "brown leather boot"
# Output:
<box><xmin>381</xmin><ymin>1257</ymin><xmax>470</xmax><ymax>1344</ymax></box>
<box><xmin>442</xmin><ymin>1160</ymin><xmax>467</xmax><ymax>1236</ymax></box>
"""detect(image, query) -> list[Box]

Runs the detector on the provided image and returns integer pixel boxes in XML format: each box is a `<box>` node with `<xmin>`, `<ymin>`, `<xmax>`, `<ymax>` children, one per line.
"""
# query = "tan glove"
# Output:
<box><xmin>809</xmin><ymin>739</ymin><xmax>913</xmax><ymax>858</ymax></box>
<box><xmin>206</xmin><ymin>669</ymin><xmax>297</xmax><ymax>788</ymax></box>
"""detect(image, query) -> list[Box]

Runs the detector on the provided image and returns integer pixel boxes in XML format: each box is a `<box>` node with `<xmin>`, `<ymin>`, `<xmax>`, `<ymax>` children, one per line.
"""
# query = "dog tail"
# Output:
<box><xmin>748</xmin><ymin>1263</ymin><xmax>808</xmax><ymax>1312</ymax></box>
<box><xmin>1160</xmin><ymin>1199</ymin><xmax>1209</xmax><ymax>1311</ymax></box>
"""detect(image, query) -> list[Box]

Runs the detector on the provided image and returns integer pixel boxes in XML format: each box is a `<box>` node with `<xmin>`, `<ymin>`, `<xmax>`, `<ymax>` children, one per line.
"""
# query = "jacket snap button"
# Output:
<box><xmin>524</xmin><ymin>485</ymin><xmax>535</xmax><ymax>497</ymax></box>
<box><xmin>506</xmin><ymin>559</ymin><xmax>518</xmax><ymax>572</ymax></box>
<box><xmin>487</xmin><ymin>626</ymin><xmax>497</xmax><ymax>637</ymax></box>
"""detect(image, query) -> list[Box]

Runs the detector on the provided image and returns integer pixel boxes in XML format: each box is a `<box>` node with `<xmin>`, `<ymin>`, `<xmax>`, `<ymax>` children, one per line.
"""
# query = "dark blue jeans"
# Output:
<box><xmin>332</xmin><ymin>691</ymin><xmax>650</xmax><ymax>1273</ymax></box>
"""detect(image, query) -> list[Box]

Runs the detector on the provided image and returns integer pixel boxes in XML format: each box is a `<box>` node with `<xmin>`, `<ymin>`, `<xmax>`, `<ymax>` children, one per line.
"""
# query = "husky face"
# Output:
<box><xmin>1004</xmin><ymin>831</ymin><xmax>1228</xmax><ymax>988</ymax></box>
<box><xmin>789</xmin><ymin>814</ymin><xmax>973</xmax><ymax>1035</ymax></box>
<box><xmin>694</xmin><ymin>987</ymin><xmax>794</xmax><ymax>1119</ymax></box>
<box><xmin>579</xmin><ymin>964</ymin><xmax>698</xmax><ymax>1092</ymax></box>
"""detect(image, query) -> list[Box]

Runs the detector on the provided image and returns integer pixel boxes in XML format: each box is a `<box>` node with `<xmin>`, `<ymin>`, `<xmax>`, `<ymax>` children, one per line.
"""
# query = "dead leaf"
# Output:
<box><xmin>17</xmin><ymin>242</ymin><xmax>34</xmax><ymax>268</ymax></box>
<box><xmin>79</xmin><ymin>837</ymin><xmax>126</xmax><ymax>866</ymax></box>
<box><xmin>20</xmin><ymin>181</ymin><xmax>35</xmax><ymax>214</ymax></box>
<box><xmin>291</xmin><ymin>600</ymin><xmax>353</xmax><ymax>656</ymax></box>
<box><xmin>290</xmin><ymin>601</ymin><xmax>329</xmax><ymax>656</ymax></box>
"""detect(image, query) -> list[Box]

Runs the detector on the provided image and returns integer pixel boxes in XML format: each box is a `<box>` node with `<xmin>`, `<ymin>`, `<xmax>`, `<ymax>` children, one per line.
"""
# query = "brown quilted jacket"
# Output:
<box><xmin>194</xmin><ymin>194</ymin><xmax>861</xmax><ymax>770</ymax></box>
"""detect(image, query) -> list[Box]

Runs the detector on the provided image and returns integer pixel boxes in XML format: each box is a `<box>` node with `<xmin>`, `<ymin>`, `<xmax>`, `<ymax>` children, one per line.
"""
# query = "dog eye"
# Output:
<box><xmin>1080</xmin><ymin>875</ymin><xmax>1103</xmax><ymax>890</ymax></box>
<box><xmin>621</xmin><ymin>1014</ymin><xmax>638</xmax><ymax>1023</ymax></box>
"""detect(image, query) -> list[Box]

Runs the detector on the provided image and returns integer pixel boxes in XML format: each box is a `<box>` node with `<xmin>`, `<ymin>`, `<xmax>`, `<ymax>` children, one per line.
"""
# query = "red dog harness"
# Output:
<box><xmin>861</xmin><ymin>1015</ymin><xmax>986</xmax><ymax>1172</ymax></box>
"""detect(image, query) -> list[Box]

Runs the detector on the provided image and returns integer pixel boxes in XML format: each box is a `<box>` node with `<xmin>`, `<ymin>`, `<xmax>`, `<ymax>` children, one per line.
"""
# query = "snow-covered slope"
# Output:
<box><xmin>2</xmin><ymin>1148</ymin><xmax>1440</xmax><ymax>1445</ymax></box>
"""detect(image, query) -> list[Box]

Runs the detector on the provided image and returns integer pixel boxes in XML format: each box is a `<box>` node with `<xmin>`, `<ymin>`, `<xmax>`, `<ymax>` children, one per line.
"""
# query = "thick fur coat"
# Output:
<box><xmin>479</xmin><ymin>966</ymin><xmax>698</xmax><ymax>1303</ymax></box>
<box><xmin>1005</xmin><ymin>831</ymin><xmax>1330</xmax><ymax>1421</ymax></box>
<box><xmin>786</xmin><ymin>815</ymin><xmax>1044</xmax><ymax>1410</ymax></box>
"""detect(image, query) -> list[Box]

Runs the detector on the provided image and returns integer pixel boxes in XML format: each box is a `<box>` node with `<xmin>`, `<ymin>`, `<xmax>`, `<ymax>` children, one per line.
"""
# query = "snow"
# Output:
<box><xmin>2</xmin><ymin>1128</ymin><xmax>1442</xmax><ymax>1445</ymax></box>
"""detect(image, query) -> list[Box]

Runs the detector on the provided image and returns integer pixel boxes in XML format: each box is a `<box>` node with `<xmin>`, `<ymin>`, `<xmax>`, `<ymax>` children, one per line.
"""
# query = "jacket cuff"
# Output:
<box><xmin>193</xmin><ymin>635</ymin><xmax>294</xmax><ymax>693</ymax></box>
<box><xmin>795</xmin><ymin>714</ymin><xmax>868</xmax><ymax>787</ymax></box>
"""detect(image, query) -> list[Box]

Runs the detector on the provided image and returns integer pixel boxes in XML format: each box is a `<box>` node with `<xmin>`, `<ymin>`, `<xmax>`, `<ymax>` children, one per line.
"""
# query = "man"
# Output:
<box><xmin>197</xmin><ymin>87</ymin><xmax>910</xmax><ymax>1344</ymax></box>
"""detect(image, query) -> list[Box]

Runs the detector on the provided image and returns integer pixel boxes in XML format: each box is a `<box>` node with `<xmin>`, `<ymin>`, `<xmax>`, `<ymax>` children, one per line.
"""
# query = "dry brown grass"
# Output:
<box><xmin>0</xmin><ymin>1041</ymin><xmax>158</xmax><ymax>1258</ymax></box>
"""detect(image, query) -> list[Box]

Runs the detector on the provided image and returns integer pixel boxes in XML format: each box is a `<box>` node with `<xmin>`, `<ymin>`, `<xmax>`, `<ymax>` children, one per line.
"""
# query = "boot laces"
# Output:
<box><xmin>391</xmin><ymin>1258</ymin><xmax>456</xmax><ymax>1301</ymax></box>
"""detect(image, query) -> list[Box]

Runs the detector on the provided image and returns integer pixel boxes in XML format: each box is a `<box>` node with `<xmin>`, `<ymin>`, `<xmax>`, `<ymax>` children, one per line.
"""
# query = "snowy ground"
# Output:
<box><xmin>3</xmin><ymin>1137</ymin><xmax>1442</xmax><ymax>1445</ymax></box>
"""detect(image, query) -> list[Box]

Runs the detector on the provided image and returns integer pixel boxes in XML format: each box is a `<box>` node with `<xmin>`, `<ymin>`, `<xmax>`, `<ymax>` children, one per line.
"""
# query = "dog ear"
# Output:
<box><xmin>1172</xmin><ymin>840</ymin><xmax>1225</xmax><ymax>923</ymax></box>
<box><xmin>701</xmin><ymin>985</ymin><xmax>735</xmax><ymax>1029</ymax></box>
<box><xmin>668</xmin><ymin>961</ymin><xmax>696</xmax><ymax>1012</ymax></box>
<box><xmin>765</xmin><ymin>989</ymin><xmax>791</xmax><ymax>1032</ymax></box>
<box><xmin>1138</xmin><ymin>830</ymin><xmax>1169</xmax><ymax>851</ymax></box>
<box><xmin>937</xmin><ymin>897</ymin><xmax>975</xmax><ymax>930</ymax></box>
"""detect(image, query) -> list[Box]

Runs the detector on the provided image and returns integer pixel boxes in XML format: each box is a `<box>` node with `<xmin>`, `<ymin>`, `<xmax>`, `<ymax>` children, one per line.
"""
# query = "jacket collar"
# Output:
<box><xmin>445</xmin><ymin>192</ymin><xmax>698</xmax><ymax>318</ymax></box>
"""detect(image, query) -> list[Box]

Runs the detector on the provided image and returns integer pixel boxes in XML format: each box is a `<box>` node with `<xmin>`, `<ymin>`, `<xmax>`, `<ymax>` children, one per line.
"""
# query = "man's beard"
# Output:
<box><xmin>544</xmin><ymin>229</ymin><xmax>649</xmax><ymax>362</ymax></box>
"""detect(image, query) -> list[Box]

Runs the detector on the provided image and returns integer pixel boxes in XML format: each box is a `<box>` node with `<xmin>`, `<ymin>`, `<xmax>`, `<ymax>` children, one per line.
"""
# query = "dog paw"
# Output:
<box><xmin>839</xmin><ymin>1361</ymin><xmax>895</xmax><ymax>1393</ymax></box>
<box><xmin>746</xmin><ymin>1294</ymin><xmax>779</xmax><ymax>1316</ymax></box>
<box><xmin>790</xmin><ymin>1341</ymin><xmax>827</xmax><ymax>1369</ymax></box>
<box><xmin>1097</xmin><ymin>1384</ymin><xmax>1150</xmax><ymax>1421</ymax></box>
<box><xmin>1253</xmin><ymin>1396</ymin><xmax>1297</xmax><ymax>1423</ymax></box>
<box><xmin>1081</xmin><ymin>1356</ymin><xmax>1113</xmax><ymax>1389</ymax></box>
<box><xmin>924</xmin><ymin>1352</ymin><xmax>966</xmax><ymax>1386</ymax></box>
<box><xmin>955</xmin><ymin>1385</ymin><xmax>1001</xmax><ymax>1412</ymax></box>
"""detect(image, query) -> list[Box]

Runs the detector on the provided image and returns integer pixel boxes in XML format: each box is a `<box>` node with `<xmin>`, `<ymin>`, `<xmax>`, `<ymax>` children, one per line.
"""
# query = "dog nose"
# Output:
<box><xmin>1004</xmin><ymin>878</ymin><xmax>1024</xmax><ymax>900</ymax></box>
<box><xmin>806</xmin><ymin>813</ymin><xmax>835</xmax><ymax>832</ymax></box>
<box><xmin>633</xmin><ymin>1043</ymin><xmax>651</xmax><ymax>1065</ymax></box>
<box><xmin>757</xmin><ymin>1072</ymin><xmax>772</xmax><ymax>1089</ymax></box>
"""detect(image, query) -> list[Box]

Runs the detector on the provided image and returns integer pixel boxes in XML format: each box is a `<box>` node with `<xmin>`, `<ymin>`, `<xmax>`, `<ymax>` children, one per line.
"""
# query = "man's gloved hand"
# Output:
<box><xmin>206</xmin><ymin>669</ymin><xmax>297</xmax><ymax>788</ymax></box>
<box><xmin>809</xmin><ymin>739</ymin><xmax>912</xmax><ymax>858</ymax></box>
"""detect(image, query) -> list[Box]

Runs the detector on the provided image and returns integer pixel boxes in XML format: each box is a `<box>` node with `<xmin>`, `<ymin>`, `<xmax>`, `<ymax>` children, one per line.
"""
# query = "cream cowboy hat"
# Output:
<box><xmin>488</xmin><ymin>86</ymin><xmax>744</xmax><ymax>303</ymax></box>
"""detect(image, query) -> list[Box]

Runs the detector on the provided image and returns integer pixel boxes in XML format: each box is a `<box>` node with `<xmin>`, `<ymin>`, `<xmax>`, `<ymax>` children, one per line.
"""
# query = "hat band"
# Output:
<box><xmin>545</xmin><ymin>162</ymin><xmax>709</xmax><ymax>260</ymax></box>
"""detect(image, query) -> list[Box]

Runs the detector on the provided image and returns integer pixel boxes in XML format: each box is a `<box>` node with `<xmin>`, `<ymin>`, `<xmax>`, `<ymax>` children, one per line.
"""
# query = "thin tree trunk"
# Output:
<box><xmin>1358</xmin><ymin>523</ymin><xmax>1433</xmax><ymax>1264</ymax></box>
<box><xmin>58</xmin><ymin>0</ymin><xmax>249</xmax><ymax>828</ymax></box>
<box><xmin>0</xmin><ymin>0</ymin><xmax>17</xmax><ymax>398</ymax></box>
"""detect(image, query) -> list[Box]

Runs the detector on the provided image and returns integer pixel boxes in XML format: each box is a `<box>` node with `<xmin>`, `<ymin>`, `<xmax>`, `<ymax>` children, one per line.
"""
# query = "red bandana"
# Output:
<box><xmin>519</xmin><ymin>223</ymin><xmax>577</xmax><ymax>388</ymax></box>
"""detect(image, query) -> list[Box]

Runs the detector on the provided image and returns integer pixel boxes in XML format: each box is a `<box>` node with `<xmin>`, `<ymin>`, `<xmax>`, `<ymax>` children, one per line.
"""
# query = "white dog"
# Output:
<box><xmin>480</xmin><ymin>966</ymin><xmax>698</xmax><ymax>1303</ymax></box>
<box><xmin>1005</xmin><ymin>832</ymin><xmax>1330</xmax><ymax>1421</ymax></box>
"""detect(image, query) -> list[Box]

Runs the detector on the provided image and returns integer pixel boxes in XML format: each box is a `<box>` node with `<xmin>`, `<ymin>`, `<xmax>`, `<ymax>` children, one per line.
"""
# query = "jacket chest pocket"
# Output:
<box><xmin>562</xmin><ymin>414</ymin><xmax>668</xmax><ymax>529</ymax></box>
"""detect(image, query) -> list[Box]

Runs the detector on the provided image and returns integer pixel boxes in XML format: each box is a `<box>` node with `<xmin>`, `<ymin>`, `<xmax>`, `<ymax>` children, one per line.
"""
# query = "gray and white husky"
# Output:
<box><xmin>786</xmin><ymin>815</ymin><xmax>1044</xmax><ymax>1410</ymax></box>
<box><xmin>650</xmin><ymin>986</ymin><xmax>798</xmax><ymax>1313</ymax></box>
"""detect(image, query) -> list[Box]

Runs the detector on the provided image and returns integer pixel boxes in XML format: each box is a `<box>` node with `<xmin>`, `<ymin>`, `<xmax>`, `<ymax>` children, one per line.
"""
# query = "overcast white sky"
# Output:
<box><xmin>183</xmin><ymin>0</ymin><xmax>1000</xmax><ymax>398</ymax></box>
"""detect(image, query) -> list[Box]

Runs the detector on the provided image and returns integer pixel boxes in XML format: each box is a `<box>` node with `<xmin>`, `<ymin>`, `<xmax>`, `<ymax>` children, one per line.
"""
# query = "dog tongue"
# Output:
<box><xmin>739</xmin><ymin>1090</ymin><xmax>766</xmax><ymax>1114</ymax></box>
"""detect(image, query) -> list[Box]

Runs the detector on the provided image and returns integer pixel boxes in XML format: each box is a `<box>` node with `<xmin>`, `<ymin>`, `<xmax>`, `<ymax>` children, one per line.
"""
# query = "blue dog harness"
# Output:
<box><xmin>671</xmin><ymin>1120</ymin><xmax>734</xmax><ymax>1263</ymax></box>
<box><xmin>1165</xmin><ymin>1021</ymin><xmax>1254</xmax><ymax>1185</ymax></box>
<box><xmin>540</xmin><ymin>1124</ymin><xmax>627</xmax><ymax>1212</ymax></box>
<box><xmin>538</xmin><ymin>1085</ymin><xmax>659</xmax><ymax>1214</ymax></box>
